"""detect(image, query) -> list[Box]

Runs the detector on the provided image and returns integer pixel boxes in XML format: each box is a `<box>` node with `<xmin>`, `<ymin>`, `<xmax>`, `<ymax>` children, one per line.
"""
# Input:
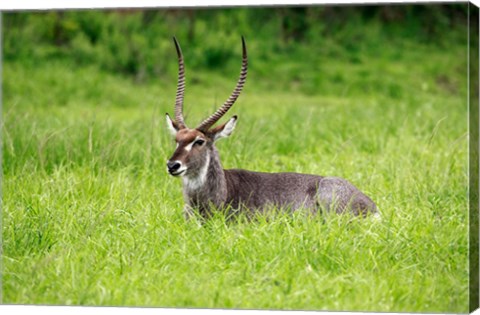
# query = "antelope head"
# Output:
<box><xmin>166</xmin><ymin>37</ymin><xmax>248</xmax><ymax>177</ymax></box>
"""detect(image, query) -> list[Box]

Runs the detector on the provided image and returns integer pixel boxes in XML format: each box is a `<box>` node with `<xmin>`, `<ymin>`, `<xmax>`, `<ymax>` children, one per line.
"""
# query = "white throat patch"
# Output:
<box><xmin>183</xmin><ymin>152</ymin><xmax>210</xmax><ymax>191</ymax></box>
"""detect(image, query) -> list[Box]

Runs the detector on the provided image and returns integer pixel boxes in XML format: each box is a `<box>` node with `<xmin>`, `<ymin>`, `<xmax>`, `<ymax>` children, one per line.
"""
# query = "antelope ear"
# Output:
<box><xmin>210</xmin><ymin>116</ymin><xmax>237</xmax><ymax>141</ymax></box>
<box><xmin>165</xmin><ymin>113</ymin><xmax>179</xmax><ymax>136</ymax></box>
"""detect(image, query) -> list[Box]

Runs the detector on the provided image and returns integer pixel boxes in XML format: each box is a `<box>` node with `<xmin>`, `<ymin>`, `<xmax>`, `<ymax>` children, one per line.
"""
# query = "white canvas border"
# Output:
<box><xmin>0</xmin><ymin>0</ymin><xmax>470</xmax><ymax>11</ymax></box>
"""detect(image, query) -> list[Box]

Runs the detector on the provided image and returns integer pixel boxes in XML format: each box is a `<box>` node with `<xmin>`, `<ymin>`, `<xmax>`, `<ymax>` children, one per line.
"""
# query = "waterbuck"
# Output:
<box><xmin>166</xmin><ymin>37</ymin><xmax>378</xmax><ymax>219</ymax></box>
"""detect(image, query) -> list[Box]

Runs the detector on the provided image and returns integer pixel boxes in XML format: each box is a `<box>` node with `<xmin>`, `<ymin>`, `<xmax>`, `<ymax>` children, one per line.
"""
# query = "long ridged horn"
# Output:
<box><xmin>197</xmin><ymin>36</ymin><xmax>248</xmax><ymax>132</ymax></box>
<box><xmin>173</xmin><ymin>36</ymin><xmax>187</xmax><ymax>129</ymax></box>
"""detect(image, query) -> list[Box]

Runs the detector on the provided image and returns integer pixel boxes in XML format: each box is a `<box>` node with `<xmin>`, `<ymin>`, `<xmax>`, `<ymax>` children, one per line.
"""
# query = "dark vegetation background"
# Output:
<box><xmin>4</xmin><ymin>4</ymin><xmax>468</xmax><ymax>84</ymax></box>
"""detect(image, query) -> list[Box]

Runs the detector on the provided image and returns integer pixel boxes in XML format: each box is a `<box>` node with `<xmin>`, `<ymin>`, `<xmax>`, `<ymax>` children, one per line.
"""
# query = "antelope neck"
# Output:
<box><xmin>182</xmin><ymin>145</ymin><xmax>226</xmax><ymax>194</ymax></box>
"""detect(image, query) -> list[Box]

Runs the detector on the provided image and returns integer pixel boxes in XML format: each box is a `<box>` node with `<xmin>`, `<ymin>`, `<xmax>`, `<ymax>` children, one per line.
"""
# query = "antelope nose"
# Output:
<box><xmin>167</xmin><ymin>160</ymin><xmax>181</xmax><ymax>173</ymax></box>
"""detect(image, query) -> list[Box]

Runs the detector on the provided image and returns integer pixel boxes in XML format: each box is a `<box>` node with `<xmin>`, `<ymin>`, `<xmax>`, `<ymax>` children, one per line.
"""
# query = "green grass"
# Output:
<box><xmin>2</xmin><ymin>34</ymin><xmax>469</xmax><ymax>312</ymax></box>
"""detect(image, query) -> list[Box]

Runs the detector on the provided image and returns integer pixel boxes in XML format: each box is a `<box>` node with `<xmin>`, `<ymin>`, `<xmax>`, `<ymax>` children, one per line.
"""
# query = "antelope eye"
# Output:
<box><xmin>194</xmin><ymin>139</ymin><xmax>205</xmax><ymax>146</ymax></box>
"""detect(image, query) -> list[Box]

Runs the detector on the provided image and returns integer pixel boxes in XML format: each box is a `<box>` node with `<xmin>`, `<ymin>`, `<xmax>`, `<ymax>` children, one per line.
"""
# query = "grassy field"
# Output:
<box><xmin>2</xmin><ymin>10</ymin><xmax>470</xmax><ymax>312</ymax></box>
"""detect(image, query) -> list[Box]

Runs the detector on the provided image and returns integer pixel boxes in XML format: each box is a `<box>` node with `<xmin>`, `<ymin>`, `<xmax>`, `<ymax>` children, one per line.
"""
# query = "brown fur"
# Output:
<box><xmin>166</xmin><ymin>38</ymin><xmax>377</xmax><ymax>220</ymax></box>
<box><xmin>169</xmin><ymin>135</ymin><xmax>378</xmax><ymax>220</ymax></box>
